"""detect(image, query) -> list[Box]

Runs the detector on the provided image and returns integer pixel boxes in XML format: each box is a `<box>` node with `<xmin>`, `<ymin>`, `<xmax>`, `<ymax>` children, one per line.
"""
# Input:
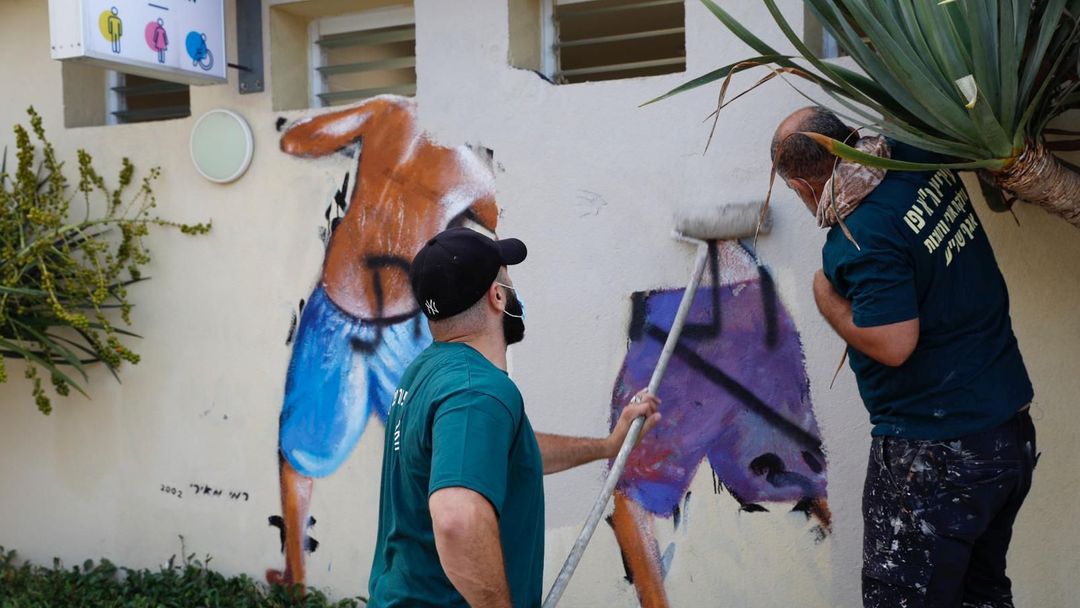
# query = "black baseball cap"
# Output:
<box><xmin>410</xmin><ymin>227</ymin><xmax>527</xmax><ymax>320</ymax></box>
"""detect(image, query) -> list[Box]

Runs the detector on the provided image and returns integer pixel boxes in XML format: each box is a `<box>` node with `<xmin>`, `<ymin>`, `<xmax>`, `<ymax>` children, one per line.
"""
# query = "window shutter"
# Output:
<box><xmin>554</xmin><ymin>0</ymin><xmax>685</xmax><ymax>84</ymax></box>
<box><xmin>315</xmin><ymin>23</ymin><xmax>417</xmax><ymax>106</ymax></box>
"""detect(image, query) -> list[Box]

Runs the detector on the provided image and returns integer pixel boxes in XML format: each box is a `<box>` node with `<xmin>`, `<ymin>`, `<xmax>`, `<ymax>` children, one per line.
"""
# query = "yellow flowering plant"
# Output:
<box><xmin>0</xmin><ymin>108</ymin><xmax>210</xmax><ymax>413</ymax></box>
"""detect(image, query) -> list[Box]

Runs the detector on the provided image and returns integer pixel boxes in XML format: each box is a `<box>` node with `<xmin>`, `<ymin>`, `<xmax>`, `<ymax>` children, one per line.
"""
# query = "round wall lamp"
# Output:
<box><xmin>190</xmin><ymin>109</ymin><xmax>253</xmax><ymax>183</ymax></box>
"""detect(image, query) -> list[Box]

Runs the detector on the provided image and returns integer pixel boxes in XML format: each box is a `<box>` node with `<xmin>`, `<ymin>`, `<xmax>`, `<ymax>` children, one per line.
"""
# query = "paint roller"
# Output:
<box><xmin>542</xmin><ymin>201</ymin><xmax>771</xmax><ymax>607</ymax></box>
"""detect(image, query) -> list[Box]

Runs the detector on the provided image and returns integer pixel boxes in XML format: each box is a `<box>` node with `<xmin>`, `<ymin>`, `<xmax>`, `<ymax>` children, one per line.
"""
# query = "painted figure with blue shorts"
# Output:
<box><xmin>271</xmin><ymin>96</ymin><xmax>499</xmax><ymax>587</ymax></box>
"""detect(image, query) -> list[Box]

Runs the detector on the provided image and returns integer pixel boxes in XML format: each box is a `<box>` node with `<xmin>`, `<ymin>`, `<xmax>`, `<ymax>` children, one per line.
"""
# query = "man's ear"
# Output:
<box><xmin>790</xmin><ymin>179</ymin><xmax>819</xmax><ymax>215</ymax></box>
<box><xmin>486</xmin><ymin>282</ymin><xmax>504</xmax><ymax>313</ymax></box>
<box><xmin>789</xmin><ymin>178</ymin><xmax>809</xmax><ymax>198</ymax></box>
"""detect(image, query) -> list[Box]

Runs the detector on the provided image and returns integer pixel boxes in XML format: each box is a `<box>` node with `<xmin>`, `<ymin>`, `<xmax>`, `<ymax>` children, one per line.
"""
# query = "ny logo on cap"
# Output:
<box><xmin>425</xmin><ymin>299</ymin><xmax>439</xmax><ymax>316</ymax></box>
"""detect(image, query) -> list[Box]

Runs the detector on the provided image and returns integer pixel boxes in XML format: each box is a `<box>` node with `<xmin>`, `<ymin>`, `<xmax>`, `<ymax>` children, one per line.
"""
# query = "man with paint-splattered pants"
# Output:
<box><xmin>774</xmin><ymin>107</ymin><xmax>1036</xmax><ymax>607</ymax></box>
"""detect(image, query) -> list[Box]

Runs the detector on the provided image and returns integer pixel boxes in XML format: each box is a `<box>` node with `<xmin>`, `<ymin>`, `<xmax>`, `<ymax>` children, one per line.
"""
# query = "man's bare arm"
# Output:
<box><xmin>535</xmin><ymin>433</ymin><xmax>610</xmax><ymax>474</ymax></box>
<box><xmin>429</xmin><ymin>487</ymin><xmax>511</xmax><ymax>608</ymax></box>
<box><xmin>813</xmin><ymin>270</ymin><xmax>919</xmax><ymax>367</ymax></box>
<box><xmin>537</xmin><ymin>392</ymin><xmax>661</xmax><ymax>474</ymax></box>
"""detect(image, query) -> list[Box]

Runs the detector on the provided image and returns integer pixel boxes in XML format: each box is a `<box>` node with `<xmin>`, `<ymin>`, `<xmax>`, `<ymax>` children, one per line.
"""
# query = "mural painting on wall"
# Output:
<box><xmin>608</xmin><ymin>241</ymin><xmax>829</xmax><ymax>607</ymax></box>
<box><xmin>268</xmin><ymin>96</ymin><xmax>498</xmax><ymax>586</ymax></box>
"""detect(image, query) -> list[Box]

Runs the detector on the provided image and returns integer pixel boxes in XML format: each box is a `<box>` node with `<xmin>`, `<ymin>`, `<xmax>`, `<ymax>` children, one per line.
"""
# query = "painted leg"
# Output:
<box><xmin>810</xmin><ymin>497</ymin><xmax>832</xmax><ymax>533</ymax></box>
<box><xmin>612</xmin><ymin>492</ymin><xmax>670</xmax><ymax>608</ymax></box>
<box><xmin>267</xmin><ymin>455</ymin><xmax>313</xmax><ymax>590</ymax></box>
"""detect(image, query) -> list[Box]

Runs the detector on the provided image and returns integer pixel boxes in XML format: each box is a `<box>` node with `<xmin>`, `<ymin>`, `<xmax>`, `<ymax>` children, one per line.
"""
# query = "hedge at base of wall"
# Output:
<box><xmin>0</xmin><ymin>548</ymin><xmax>364</xmax><ymax>608</ymax></box>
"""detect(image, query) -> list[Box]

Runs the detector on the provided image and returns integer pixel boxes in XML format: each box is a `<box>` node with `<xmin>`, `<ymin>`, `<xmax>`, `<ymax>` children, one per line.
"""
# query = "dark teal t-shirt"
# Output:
<box><xmin>822</xmin><ymin>141</ymin><xmax>1033</xmax><ymax>440</ymax></box>
<box><xmin>368</xmin><ymin>341</ymin><xmax>544</xmax><ymax>608</ymax></box>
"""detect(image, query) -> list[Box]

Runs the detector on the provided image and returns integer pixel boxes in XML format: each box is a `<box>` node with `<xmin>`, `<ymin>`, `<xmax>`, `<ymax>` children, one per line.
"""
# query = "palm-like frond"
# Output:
<box><xmin>655</xmin><ymin>0</ymin><xmax>1080</xmax><ymax>222</ymax></box>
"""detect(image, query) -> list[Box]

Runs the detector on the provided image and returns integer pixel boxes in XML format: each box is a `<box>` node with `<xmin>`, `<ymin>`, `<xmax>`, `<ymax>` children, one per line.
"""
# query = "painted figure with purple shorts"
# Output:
<box><xmin>609</xmin><ymin>240</ymin><xmax>829</xmax><ymax>607</ymax></box>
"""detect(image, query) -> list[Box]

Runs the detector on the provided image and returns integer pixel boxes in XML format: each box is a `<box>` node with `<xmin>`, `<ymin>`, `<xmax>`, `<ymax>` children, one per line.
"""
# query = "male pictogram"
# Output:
<box><xmin>106</xmin><ymin>7</ymin><xmax>122</xmax><ymax>53</ymax></box>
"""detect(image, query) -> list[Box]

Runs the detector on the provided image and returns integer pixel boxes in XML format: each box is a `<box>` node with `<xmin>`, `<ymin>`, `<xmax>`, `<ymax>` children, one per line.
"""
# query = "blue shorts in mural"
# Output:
<box><xmin>279</xmin><ymin>286</ymin><xmax>431</xmax><ymax>478</ymax></box>
<box><xmin>610</xmin><ymin>273</ymin><xmax>827</xmax><ymax>516</ymax></box>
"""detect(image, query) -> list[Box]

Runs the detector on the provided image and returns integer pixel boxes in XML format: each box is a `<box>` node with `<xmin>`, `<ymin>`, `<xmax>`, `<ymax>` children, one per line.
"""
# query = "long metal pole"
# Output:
<box><xmin>542</xmin><ymin>240</ymin><xmax>710</xmax><ymax>607</ymax></box>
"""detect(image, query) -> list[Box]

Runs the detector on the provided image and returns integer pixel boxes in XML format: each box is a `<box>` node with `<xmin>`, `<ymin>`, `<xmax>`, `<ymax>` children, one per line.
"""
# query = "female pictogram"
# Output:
<box><xmin>185</xmin><ymin>31</ymin><xmax>214</xmax><ymax>71</ymax></box>
<box><xmin>145</xmin><ymin>18</ymin><xmax>168</xmax><ymax>63</ymax></box>
<box><xmin>98</xmin><ymin>7</ymin><xmax>123</xmax><ymax>54</ymax></box>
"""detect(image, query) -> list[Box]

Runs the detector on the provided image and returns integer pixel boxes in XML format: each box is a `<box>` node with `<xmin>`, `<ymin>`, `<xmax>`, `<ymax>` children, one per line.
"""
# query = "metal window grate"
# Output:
<box><xmin>553</xmin><ymin>0</ymin><xmax>685</xmax><ymax>84</ymax></box>
<box><xmin>110</xmin><ymin>73</ymin><xmax>191</xmax><ymax>124</ymax></box>
<box><xmin>315</xmin><ymin>23</ymin><xmax>417</xmax><ymax>107</ymax></box>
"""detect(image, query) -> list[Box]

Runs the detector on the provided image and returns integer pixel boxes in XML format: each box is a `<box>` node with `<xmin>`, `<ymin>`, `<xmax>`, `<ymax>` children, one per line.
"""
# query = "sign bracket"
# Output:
<box><xmin>235</xmin><ymin>0</ymin><xmax>264</xmax><ymax>94</ymax></box>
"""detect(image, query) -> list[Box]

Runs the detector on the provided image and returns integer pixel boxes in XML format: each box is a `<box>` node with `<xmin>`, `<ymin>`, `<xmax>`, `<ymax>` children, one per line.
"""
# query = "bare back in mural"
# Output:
<box><xmin>270</xmin><ymin>96</ymin><xmax>498</xmax><ymax>586</ymax></box>
<box><xmin>608</xmin><ymin>241</ymin><xmax>829</xmax><ymax>606</ymax></box>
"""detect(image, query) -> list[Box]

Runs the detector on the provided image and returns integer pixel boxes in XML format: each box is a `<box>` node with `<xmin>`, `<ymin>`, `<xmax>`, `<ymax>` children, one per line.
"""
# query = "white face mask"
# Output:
<box><xmin>495</xmin><ymin>282</ymin><xmax>526</xmax><ymax>346</ymax></box>
<box><xmin>495</xmin><ymin>282</ymin><xmax>525</xmax><ymax>319</ymax></box>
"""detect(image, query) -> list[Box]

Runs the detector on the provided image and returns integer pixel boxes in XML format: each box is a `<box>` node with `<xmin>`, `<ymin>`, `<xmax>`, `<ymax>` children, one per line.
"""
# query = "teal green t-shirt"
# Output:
<box><xmin>368</xmin><ymin>342</ymin><xmax>544</xmax><ymax>608</ymax></box>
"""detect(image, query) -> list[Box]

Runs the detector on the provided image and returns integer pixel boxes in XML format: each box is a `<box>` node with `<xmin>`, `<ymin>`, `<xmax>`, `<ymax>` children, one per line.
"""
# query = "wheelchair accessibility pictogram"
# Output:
<box><xmin>185</xmin><ymin>31</ymin><xmax>214</xmax><ymax>71</ymax></box>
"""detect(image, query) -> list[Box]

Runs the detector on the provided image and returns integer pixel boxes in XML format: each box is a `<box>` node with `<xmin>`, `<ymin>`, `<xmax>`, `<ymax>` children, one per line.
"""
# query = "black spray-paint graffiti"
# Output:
<box><xmin>613</xmin><ymin>242</ymin><xmax>826</xmax><ymax>514</ymax></box>
<box><xmin>269</xmin><ymin>97</ymin><xmax>500</xmax><ymax>586</ymax></box>
<box><xmin>608</xmin><ymin>241</ymin><xmax>829</xmax><ymax>606</ymax></box>
<box><xmin>268</xmin><ymin>515</ymin><xmax>319</xmax><ymax>554</ymax></box>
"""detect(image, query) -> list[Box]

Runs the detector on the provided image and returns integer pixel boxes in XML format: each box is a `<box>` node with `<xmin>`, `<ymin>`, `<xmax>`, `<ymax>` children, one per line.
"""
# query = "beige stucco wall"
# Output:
<box><xmin>0</xmin><ymin>0</ymin><xmax>1077</xmax><ymax>606</ymax></box>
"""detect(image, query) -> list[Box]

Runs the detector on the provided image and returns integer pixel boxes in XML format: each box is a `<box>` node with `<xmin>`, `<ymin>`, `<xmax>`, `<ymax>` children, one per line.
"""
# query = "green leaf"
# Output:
<box><xmin>956</xmin><ymin>0</ymin><xmax>1001</xmax><ymax>115</ymax></box>
<box><xmin>996</xmin><ymin>0</ymin><xmax>1022</xmax><ymax>130</ymax></box>
<box><xmin>14</xmin><ymin>316</ymin><xmax>142</xmax><ymax>339</ymax></box>
<box><xmin>1019</xmin><ymin>0</ymin><xmax>1069</xmax><ymax>106</ymax></box>
<box><xmin>808</xmin><ymin>0</ymin><xmax>978</xmax><ymax>141</ymax></box>
<box><xmin>44</xmin><ymin>333</ymin><xmax>104</xmax><ymax>364</ymax></box>
<box><xmin>0</xmin><ymin>337</ymin><xmax>89</xmax><ymax>398</ymax></box>
<box><xmin>797</xmin><ymin>132</ymin><xmax>1009</xmax><ymax>171</ymax></box>
<box><xmin>776</xmin><ymin>72</ymin><xmax>987</xmax><ymax>158</ymax></box>
<box><xmin>841</xmin><ymin>0</ymin><xmax>980</xmax><ymax>140</ymax></box>
<box><xmin>7</xmin><ymin>318</ymin><xmax>90</xmax><ymax>380</ymax></box>
<box><xmin>976</xmin><ymin>172</ymin><xmax>1013</xmax><ymax>213</ymax></box>
<box><xmin>0</xmin><ymin>285</ymin><xmax>49</xmax><ymax>297</ymax></box>
<box><xmin>641</xmin><ymin>54</ymin><xmax>791</xmax><ymax>106</ymax></box>
<box><xmin>758</xmin><ymin>0</ymin><xmax>887</xmax><ymax>116</ymax></box>
<box><xmin>1017</xmin><ymin>16</ymin><xmax>1080</xmax><ymax>133</ymax></box>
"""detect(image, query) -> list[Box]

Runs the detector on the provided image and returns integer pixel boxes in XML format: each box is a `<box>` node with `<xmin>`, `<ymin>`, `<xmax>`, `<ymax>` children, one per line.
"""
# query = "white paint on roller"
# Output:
<box><xmin>674</xmin><ymin>202</ymin><xmax>771</xmax><ymax>241</ymax></box>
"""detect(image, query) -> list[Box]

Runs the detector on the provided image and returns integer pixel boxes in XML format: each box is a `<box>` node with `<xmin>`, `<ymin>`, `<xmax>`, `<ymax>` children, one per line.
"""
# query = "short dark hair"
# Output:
<box><xmin>771</xmin><ymin>107</ymin><xmax>853</xmax><ymax>180</ymax></box>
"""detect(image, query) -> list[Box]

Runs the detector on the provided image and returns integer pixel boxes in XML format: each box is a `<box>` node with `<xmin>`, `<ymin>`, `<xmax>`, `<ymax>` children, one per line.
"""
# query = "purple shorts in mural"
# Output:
<box><xmin>279</xmin><ymin>286</ymin><xmax>431</xmax><ymax>478</ymax></box>
<box><xmin>610</xmin><ymin>254</ymin><xmax>826</xmax><ymax>516</ymax></box>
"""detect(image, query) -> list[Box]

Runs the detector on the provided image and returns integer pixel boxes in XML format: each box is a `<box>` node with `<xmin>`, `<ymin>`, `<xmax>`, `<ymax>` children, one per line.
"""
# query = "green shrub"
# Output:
<box><xmin>0</xmin><ymin>547</ymin><xmax>365</xmax><ymax>608</ymax></box>
<box><xmin>0</xmin><ymin>107</ymin><xmax>210</xmax><ymax>414</ymax></box>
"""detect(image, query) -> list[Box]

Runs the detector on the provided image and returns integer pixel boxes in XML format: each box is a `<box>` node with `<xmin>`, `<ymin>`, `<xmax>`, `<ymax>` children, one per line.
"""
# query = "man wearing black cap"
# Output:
<box><xmin>367</xmin><ymin>227</ymin><xmax>661</xmax><ymax>608</ymax></box>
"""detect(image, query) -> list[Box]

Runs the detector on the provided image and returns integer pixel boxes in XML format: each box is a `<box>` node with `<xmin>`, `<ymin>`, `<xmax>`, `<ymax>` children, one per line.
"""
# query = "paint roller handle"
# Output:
<box><xmin>645</xmin><ymin>241</ymin><xmax>711</xmax><ymax>397</ymax></box>
<box><xmin>542</xmin><ymin>241</ymin><xmax>711</xmax><ymax>607</ymax></box>
<box><xmin>541</xmin><ymin>416</ymin><xmax>646</xmax><ymax>608</ymax></box>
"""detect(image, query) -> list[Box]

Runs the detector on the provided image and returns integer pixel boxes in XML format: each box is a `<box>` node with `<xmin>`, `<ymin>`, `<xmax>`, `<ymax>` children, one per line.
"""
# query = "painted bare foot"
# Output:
<box><xmin>265</xmin><ymin>568</ymin><xmax>287</xmax><ymax>585</ymax></box>
<box><xmin>266</xmin><ymin>569</ymin><xmax>306</xmax><ymax>596</ymax></box>
<box><xmin>810</xmin><ymin>497</ymin><xmax>833</xmax><ymax>533</ymax></box>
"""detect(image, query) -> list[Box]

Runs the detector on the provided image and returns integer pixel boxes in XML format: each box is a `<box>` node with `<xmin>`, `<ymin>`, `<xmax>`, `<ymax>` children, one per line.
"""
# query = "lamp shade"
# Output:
<box><xmin>190</xmin><ymin>109</ymin><xmax>253</xmax><ymax>183</ymax></box>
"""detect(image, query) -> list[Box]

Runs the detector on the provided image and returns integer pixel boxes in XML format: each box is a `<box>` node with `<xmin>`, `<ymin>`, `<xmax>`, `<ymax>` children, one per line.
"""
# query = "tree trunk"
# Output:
<box><xmin>994</xmin><ymin>141</ymin><xmax>1080</xmax><ymax>227</ymax></box>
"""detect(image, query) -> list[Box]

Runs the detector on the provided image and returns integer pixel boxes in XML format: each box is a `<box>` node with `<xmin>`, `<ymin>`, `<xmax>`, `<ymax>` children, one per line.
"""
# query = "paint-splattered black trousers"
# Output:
<box><xmin>862</xmin><ymin>409</ymin><xmax>1037</xmax><ymax>608</ymax></box>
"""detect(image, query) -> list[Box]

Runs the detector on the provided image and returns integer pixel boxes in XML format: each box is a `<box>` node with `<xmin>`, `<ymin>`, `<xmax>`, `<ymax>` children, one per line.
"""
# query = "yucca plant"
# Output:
<box><xmin>650</xmin><ymin>0</ymin><xmax>1080</xmax><ymax>225</ymax></box>
<box><xmin>0</xmin><ymin>108</ymin><xmax>210</xmax><ymax>414</ymax></box>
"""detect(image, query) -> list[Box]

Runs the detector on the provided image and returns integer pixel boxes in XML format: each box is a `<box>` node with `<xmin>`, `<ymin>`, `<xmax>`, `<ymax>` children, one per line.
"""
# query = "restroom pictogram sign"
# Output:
<box><xmin>49</xmin><ymin>0</ymin><xmax>226</xmax><ymax>85</ymax></box>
